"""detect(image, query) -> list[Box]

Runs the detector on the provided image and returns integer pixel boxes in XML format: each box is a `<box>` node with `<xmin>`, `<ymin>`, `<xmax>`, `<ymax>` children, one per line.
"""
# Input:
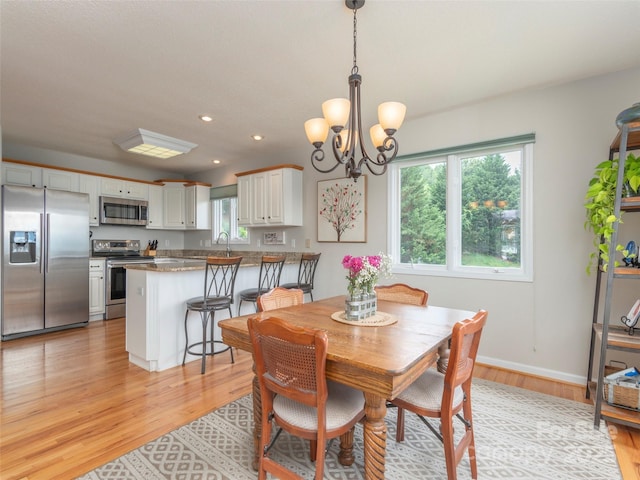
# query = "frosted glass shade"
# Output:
<box><xmin>378</xmin><ymin>101</ymin><xmax>406</xmax><ymax>132</ymax></box>
<box><xmin>369</xmin><ymin>124</ymin><xmax>387</xmax><ymax>148</ymax></box>
<box><xmin>322</xmin><ymin>98</ymin><xmax>350</xmax><ymax>129</ymax></box>
<box><xmin>304</xmin><ymin>118</ymin><xmax>329</xmax><ymax>145</ymax></box>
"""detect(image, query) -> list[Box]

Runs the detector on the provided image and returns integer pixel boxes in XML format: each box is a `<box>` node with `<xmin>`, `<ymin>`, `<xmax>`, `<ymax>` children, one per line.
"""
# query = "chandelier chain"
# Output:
<box><xmin>352</xmin><ymin>6</ymin><xmax>358</xmax><ymax>75</ymax></box>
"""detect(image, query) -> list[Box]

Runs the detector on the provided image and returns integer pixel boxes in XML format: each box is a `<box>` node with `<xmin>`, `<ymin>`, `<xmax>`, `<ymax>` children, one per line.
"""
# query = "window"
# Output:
<box><xmin>388</xmin><ymin>136</ymin><xmax>533</xmax><ymax>281</ymax></box>
<box><xmin>211</xmin><ymin>197</ymin><xmax>249</xmax><ymax>245</ymax></box>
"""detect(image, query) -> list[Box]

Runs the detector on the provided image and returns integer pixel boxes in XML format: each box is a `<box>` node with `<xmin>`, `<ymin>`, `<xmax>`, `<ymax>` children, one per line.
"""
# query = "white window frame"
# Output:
<box><xmin>388</xmin><ymin>140</ymin><xmax>533</xmax><ymax>282</ymax></box>
<box><xmin>211</xmin><ymin>197</ymin><xmax>250</xmax><ymax>245</ymax></box>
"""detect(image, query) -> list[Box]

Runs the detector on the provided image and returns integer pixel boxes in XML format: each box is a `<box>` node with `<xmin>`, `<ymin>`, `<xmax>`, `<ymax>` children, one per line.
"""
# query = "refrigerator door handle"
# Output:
<box><xmin>44</xmin><ymin>213</ymin><xmax>50</xmax><ymax>274</ymax></box>
<box><xmin>40</xmin><ymin>213</ymin><xmax>45</xmax><ymax>274</ymax></box>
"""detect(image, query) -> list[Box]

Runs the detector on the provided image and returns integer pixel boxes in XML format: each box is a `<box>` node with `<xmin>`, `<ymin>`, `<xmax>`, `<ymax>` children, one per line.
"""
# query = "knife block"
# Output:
<box><xmin>143</xmin><ymin>247</ymin><xmax>156</xmax><ymax>257</ymax></box>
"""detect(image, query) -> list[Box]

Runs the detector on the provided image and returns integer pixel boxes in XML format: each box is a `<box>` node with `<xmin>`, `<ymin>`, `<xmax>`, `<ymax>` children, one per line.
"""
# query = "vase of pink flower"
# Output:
<box><xmin>342</xmin><ymin>253</ymin><xmax>391</xmax><ymax>320</ymax></box>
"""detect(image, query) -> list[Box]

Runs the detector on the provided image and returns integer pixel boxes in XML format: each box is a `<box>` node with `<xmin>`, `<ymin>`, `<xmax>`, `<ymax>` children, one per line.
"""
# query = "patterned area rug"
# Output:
<box><xmin>78</xmin><ymin>379</ymin><xmax>620</xmax><ymax>479</ymax></box>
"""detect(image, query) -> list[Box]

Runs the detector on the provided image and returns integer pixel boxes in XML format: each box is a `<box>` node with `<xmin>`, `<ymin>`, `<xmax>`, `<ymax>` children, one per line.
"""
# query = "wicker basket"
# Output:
<box><xmin>603</xmin><ymin>367</ymin><xmax>640</xmax><ymax>411</ymax></box>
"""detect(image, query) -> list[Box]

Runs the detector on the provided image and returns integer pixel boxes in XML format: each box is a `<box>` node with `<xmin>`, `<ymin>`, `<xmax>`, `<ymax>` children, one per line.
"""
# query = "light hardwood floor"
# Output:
<box><xmin>0</xmin><ymin>318</ymin><xmax>638</xmax><ymax>480</ymax></box>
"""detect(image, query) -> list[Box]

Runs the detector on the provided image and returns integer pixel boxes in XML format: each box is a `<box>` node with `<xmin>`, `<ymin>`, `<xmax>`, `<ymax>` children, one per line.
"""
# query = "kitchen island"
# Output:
<box><xmin>124</xmin><ymin>258</ymin><xmax>298</xmax><ymax>372</ymax></box>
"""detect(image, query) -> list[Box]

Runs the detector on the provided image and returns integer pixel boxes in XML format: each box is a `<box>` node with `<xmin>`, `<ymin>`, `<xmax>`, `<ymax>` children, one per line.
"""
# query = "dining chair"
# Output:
<box><xmin>391</xmin><ymin>309</ymin><xmax>488</xmax><ymax>480</ymax></box>
<box><xmin>237</xmin><ymin>255</ymin><xmax>286</xmax><ymax>315</ymax></box>
<box><xmin>182</xmin><ymin>256</ymin><xmax>242</xmax><ymax>374</ymax></box>
<box><xmin>248</xmin><ymin>316</ymin><xmax>365</xmax><ymax>480</ymax></box>
<box><xmin>257</xmin><ymin>287</ymin><xmax>304</xmax><ymax>312</ymax></box>
<box><xmin>280</xmin><ymin>253</ymin><xmax>321</xmax><ymax>302</ymax></box>
<box><xmin>374</xmin><ymin>283</ymin><xmax>428</xmax><ymax>306</ymax></box>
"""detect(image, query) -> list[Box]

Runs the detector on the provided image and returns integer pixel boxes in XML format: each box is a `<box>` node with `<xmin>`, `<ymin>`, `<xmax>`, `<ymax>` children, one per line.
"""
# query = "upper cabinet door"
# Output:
<box><xmin>146</xmin><ymin>184</ymin><xmax>164</xmax><ymax>229</ymax></box>
<box><xmin>185</xmin><ymin>185</ymin><xmax>211</xmax><ymax>230</ymax></box>
<box><xmin>2</xmin><ymin>163</ymin><xmax>43</xmax><ymax>188</ymax></box>
<box><xmin>251</xmin><ymin>173</ymin><xmax>268</xmax><ymax>225</ymax></box>
<box><xmin>237</xmin><ymin>176</ymin><xmax>251</xmax><ymax>226</ymax></box>
<box><xmin>78</xmin><ymin>174</ymin><xmax>100</xmax><ymax>226</ymax></box>
<box><xmin>42</xmin><ymin>168</ymin><xmax>79</xmax><ymax>191</ymax></box>
<box><xmin>101</xmin><ymin>178</ymin><xmax>148</xmax><ymax>200</ymax></box>
<box><xmin>163</xmin><ymin>185</ymin><xmax>185</xmax><ymax>229</ymax></box>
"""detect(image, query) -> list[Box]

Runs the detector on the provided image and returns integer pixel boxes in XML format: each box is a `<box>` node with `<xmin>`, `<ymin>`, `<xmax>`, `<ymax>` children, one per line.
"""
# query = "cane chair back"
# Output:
<box><xmin>391</xmin><ymin>310</ymin><xmax>488</xmax><ymax>480</ymax></box>
<box><xmin>248</xmin><ymin>316</ymin><xmax>365</xmax><ymax>480</ymax></box>
<box><xmin>375</xmin><ymin>283</ymin><xmax>428</xmax><ymax>306</ymax></box>
<box><xmin>257</xmin><ymin>287</ymin><xmax>304</xmax><ymax>312</ymax></box>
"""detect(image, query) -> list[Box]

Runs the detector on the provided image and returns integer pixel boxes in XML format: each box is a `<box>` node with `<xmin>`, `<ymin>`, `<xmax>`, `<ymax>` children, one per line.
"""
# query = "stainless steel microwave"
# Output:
<box><xmin>99</xmin><ymin>196</ymin><xmax>148</xmax><ymax>226</ymax></box>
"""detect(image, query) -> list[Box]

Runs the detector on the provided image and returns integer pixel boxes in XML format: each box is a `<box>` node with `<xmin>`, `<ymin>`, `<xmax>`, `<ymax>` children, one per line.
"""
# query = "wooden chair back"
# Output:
<box><xmin>445</xmin><ymin>309</ymin><xmax>488</xmax><ymax>394</ymax></box>
<box><xmin>248</xmin><ymin>316</ymin><xmax>329</xmax><ymax>480</ymax></box>
<box><xmin>257</xmin><ymin>287</ymin><xmax>304</xmax><ymax>312</ymax></box>
<box><xmin>375</xmin><ymin>283</ymin><xmax>428</xmax><ymax>306</ymax></box>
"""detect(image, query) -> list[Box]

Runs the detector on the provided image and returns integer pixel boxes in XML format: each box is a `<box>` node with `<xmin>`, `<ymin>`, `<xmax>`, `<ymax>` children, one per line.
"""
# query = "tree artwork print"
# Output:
<box><xmin>317</xmin><ymin>177</ymin><xmax>367</xmax><ymax>242</ymax></box>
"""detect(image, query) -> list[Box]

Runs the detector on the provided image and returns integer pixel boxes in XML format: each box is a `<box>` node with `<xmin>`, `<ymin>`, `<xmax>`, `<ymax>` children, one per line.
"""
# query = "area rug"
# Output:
<box><xmin>78</xmin><ymin>379</ymin><xmax>620</xmax><ymax>479</ymax></box>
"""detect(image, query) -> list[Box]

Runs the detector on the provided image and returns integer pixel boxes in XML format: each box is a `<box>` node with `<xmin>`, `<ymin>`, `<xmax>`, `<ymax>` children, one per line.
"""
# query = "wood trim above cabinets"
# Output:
<box><xmin>235</xmin><ymin>164</ymin><xmax>303</xmax><ymax>177</ymax></box>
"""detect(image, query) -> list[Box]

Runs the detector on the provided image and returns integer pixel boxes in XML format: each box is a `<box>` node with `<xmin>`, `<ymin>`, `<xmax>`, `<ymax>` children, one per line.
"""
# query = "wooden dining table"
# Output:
<box><xmin>219</xmin><ymin>295</ymin><xmax>476</xmax><ymax>480</ymax></box>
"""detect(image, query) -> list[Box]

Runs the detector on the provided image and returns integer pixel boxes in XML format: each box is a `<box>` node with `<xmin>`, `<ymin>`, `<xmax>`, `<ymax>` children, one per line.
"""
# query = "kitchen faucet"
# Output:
<box><xmin>216</xmin><ymin>231</ymin><xmax>230</xmax><ymax>257</ymax></box>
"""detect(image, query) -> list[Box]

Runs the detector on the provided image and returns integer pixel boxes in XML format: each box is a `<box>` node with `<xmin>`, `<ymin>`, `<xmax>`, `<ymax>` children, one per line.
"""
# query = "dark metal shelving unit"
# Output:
<box><xmin>586</xmin><ymin>119</ymin><xmax>640</xmax><ymax>429</ymax></box>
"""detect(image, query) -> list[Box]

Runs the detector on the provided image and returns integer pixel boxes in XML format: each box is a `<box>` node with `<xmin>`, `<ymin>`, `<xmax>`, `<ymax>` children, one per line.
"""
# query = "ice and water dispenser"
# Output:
<box><xmin>9</xmin><ymin>231</ymin><xmax>36</xmax><ymax>263</ymax></box>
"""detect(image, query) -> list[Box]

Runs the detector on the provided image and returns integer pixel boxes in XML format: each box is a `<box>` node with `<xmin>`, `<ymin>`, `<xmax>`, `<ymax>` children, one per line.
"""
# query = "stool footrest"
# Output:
<box><xmin>185</xmin><ymin>340</ymin><xmax>232</xmax><ymax>357</ymax></box>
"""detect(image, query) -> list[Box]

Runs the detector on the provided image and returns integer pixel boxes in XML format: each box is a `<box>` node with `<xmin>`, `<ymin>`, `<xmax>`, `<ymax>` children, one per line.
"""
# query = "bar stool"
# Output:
<box><xmin>183</xmin><ymin>255</ymin><xmax>242</xmax><ymax>374</ymax></box>
<box><xmin>281</xmin><ymin>252</ymin><xmax>321</xmax><ymax>302</ymax></box>
<box><xmin>237</xmin><ymin>255</ymin><xmax>285</xmax><ymax>315</ymax></box>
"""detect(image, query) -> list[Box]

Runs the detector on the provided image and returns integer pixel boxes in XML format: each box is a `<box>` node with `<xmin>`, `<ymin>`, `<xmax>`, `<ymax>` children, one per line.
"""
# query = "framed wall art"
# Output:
<box><xmin>317</xmin><ymin>176</ymin><xmax>367</xmax><ymax>242</ymax></box>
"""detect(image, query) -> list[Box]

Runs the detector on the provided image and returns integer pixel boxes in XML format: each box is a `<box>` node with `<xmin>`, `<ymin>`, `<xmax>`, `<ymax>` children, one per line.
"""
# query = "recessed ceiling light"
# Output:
<box><xmin>211</xmin><ymin>159</ymin><xmax>221</xmax><ymax>164</ymax></box>
<box><xmin>199</xmin><ymin>114</ymin><xmax>213</xmax><ymax>122</ymax></box>
<box><xmin>113</xmin><ymin>129</ymin><xmax>197</xmax><ymax>159</ymax></box>
<box><xmin>251</xmin><ymin>134</ymin><xmax>264</xmax><ymax>141</ymax></box>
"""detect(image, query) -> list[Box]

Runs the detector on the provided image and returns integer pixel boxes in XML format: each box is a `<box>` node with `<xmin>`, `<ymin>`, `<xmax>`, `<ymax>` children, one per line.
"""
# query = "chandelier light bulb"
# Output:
<box><xmin>304</xmin><ymin>118</ymin><xmax>330</xmax><ymax>146</ymax></box>
<box><xmin>369</xmin><ymin>124</ymin><xmax>387</xmax><ymax>149</ymax></box>
<box><xmin>378</xmin><ymin>102</ymin><xmax>407</xmax><ymax>133</ymax></box>
<box><xmin>322</xmin><ymin>98</ymin><xmax>350</xmax><ymax>131</ymax></box>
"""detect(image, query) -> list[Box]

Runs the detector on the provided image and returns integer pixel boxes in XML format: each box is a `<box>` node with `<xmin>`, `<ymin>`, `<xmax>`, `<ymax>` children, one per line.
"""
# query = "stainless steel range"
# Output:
<box><xmin>91</xmin><ymin>240</ymin><xmax>155</xmax><ymax>320</ymax></box>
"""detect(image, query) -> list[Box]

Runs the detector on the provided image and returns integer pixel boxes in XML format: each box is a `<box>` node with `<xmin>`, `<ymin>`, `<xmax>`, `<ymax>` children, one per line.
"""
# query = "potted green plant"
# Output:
<box><xmin>584</xmin><ymin>153</ymin><xmax>640</xmax><ymax>274</ymax></box>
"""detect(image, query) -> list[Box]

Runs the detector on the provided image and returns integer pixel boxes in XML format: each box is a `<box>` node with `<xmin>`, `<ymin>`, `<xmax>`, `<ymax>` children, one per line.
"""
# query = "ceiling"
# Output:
<box><xmin>2</xmin><ymin>0</ymin><xmax>640</xmax><ymax>176</ymax></box>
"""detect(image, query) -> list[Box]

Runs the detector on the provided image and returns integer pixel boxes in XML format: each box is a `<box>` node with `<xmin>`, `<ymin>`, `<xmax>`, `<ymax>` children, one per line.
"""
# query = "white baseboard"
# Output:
<box><xmin>476</xmin><ymin>355</ymin><xmax>587</xmax><ymax>387</ymax></box>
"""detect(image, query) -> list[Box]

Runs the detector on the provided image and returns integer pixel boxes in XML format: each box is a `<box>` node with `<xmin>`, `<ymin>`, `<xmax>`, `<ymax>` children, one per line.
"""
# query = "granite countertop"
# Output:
<box><xmin>125</xmin><ymin>260</ymin><xmax>207</xmax><ymax>272</ymax></box>
<box><xmin>125</xmin><ymin>250</ymin><xmax>309</xmax><ymax>273</ymax></box>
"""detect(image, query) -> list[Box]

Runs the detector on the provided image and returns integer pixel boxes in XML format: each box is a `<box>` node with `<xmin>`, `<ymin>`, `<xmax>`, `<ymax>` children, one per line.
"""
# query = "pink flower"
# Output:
<box><xmin>367</xmin><ymin>255</ymin><xmax>381</xmax><ymax>268</ymax></box>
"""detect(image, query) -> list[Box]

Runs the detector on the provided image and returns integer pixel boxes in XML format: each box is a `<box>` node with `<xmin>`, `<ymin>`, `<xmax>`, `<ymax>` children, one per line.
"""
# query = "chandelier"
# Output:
<box><xmin>304</xmin><ymin>0</ymin><xmax>406</xmax><ymax>182</ymax></box>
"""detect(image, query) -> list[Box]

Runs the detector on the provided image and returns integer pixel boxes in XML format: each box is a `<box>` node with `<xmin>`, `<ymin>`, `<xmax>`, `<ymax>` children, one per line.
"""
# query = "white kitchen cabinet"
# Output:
<box><xmin>101</xmin><ymin>177</ymin><xmax>149</xmax><ymax>200</ymax></box>
<box><xmin>78</xmin><ymin>174</ymin><xmax>100</xmax><ymax>226</ymax></box>
<box><xmin>237</xmin><ymin>166</ymin><xmax>303</xmax><ymax>227</ymax></box>
<box><xmin>2</xmin><ymin>163</ymin><xmax>43</xmax><ymax>187</ymax></box>
<box><xmin>146</xmin><ymin>184</ymin><xmax>164</xmax><ymax>229</ymax></box>
<box><xmin>163</xmin><ymin>184</ymin><xmax>186</xmax><ymax>229</ymax></box>
<box><xmin>237</xmin><ymin>175</ymin><xmax>252</xmax><ymax>225</ymax></box>
<box><xmin>42</xmin><ymin>168</ymin><xmax>79</xmax><ymax>191</ymax></box>
<box><xmin>89</xmin><ymin>259</ymin><xmax>105</xmax><ymax>318</ymax></box>
<box><xmin>185</xmin><ymin>184</ymin><xmax>211</xmax><ymax>230</ymax></box>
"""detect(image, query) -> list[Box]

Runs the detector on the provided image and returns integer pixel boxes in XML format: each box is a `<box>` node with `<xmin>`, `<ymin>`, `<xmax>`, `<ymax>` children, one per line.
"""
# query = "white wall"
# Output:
<box><xmin>196</xmin><ymin>66</ymin><xmax>640</xmax><ymax>384</ymax></box>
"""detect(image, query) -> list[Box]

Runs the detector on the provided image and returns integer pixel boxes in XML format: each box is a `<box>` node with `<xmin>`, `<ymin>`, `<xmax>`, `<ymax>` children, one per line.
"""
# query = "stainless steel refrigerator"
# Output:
<box><xmin>2</xmin><ymin>185</ymin><xmax>90</xmax><ymax>340</ymax></box>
